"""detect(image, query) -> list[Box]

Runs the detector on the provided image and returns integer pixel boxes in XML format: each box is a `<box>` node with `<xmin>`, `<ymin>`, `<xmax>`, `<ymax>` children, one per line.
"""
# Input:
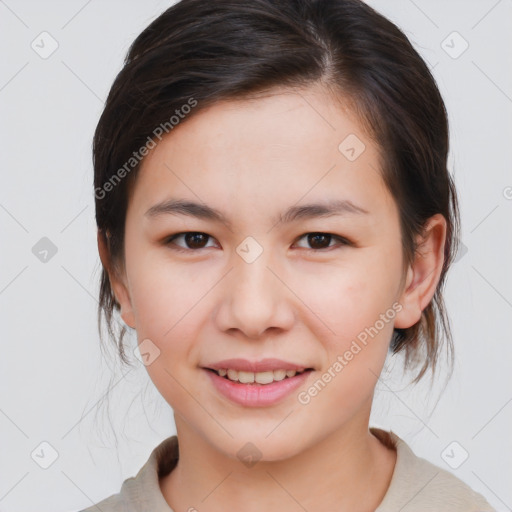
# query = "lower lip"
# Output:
<box><xmin>204</xmin><ymin>369</ymin><xmax>311</xmax><ymax>407</ymax></box>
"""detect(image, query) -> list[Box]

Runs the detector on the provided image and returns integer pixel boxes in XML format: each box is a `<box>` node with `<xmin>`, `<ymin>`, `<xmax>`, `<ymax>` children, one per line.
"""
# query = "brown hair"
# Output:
<box><xmin>93</xmin><ymin>0</ymin><xmax>460</xmax><ymax>384</ymax></box>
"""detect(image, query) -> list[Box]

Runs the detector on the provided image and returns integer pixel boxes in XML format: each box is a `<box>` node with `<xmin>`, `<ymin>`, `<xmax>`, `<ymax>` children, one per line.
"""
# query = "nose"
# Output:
<box><xmin>213</xmin><ymin>249</ymin><xmax>295</xmax><ymax>340</ymax></box>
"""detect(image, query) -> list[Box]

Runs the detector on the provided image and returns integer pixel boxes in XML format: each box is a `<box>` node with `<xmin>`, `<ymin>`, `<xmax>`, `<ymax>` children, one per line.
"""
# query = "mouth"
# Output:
<box><xmin>202</xmin><ymin>358</ymin><xmax>315</xmax><ymax>407</ymax></box>
<box><xmin>204</xmin><ymin>367</ymin><xmax>314</xmax><ymax>385</ymax></box>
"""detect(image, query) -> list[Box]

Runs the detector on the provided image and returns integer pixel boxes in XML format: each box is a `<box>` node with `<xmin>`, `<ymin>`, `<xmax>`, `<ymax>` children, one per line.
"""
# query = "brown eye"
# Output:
<box><xmin>307</xmin><ymin>233</ymin><xmax>332</xmax><ymax>249</ymax></box>
<box><xmin>185</xmin><ymin>233</ymin><xmax>209</xmax><ymax>248</ymax></box>
<box><xmin>166</xmin><ymin>232</ymin><xmax>216</xmax><ymax>250</ymax></box>
<box><xmin>294</xmin><ymin>232</ymin><xmax>349</xmax><ymax>251</ymax></box>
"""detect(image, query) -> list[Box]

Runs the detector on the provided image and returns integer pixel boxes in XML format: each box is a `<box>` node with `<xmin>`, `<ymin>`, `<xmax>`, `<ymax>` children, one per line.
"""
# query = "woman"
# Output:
<box><xmin>83</xmin><ymin>0</ymin><xmax>495</xmax><ymax>510</ymax></box>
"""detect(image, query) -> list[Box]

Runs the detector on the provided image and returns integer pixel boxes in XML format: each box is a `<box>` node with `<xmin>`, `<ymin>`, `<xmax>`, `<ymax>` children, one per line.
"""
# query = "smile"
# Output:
<box><xmin>202</xmin><ymin>358</ymin><xmax>314</xmax><ymax>407</ymax></box>
<box><xmin>211</xmin><ymin>368</ymin><xmax>308</xmax><ymax>384</ymax></box>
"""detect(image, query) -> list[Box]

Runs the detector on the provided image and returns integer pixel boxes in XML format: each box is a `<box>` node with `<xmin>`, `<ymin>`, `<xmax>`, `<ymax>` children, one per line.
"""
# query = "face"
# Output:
<box><xmin>108</xmin><ymin>84</ymin><xmax>422</xmax><ymax>461</ymax></box>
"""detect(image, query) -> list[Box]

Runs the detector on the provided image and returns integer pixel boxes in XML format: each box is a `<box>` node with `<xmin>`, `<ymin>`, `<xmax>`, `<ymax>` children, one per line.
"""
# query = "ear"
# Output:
<box><xmin>97</xmin><ymin>229</ymin><xmax>136</xmax><ymax>329</ymax></box>
<box><xmin>394</xmin><ymin>214</ymin><xmax>447</xmax><ymax>329</ymax></box>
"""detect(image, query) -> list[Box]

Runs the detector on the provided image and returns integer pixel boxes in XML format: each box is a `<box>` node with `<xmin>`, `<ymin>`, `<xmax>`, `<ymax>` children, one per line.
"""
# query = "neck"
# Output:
<box><xmin>160</xmin><ymin>412</ymin><xmax>396</xmax><ymax>512</ymax></box>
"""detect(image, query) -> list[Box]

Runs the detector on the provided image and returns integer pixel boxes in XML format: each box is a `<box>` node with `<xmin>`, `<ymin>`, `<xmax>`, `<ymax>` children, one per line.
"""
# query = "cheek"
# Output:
<box><xmin>126</xmin><ymin>257</ymin><xmax>211</xmax><ymax>402</ymax></box>
<box><xmin>286</xmin><ymin>256</ymin><xmax>398</xmax><ymax>412</ymax></box>
<box><xmin>297</xmin><ymin>302</ymin><xmax>393</xmax><ymax>426</ymax></box>
<box><xmin>126</xmin><ymin>243</ymin><xmax>210</xmax><ymax>337</ymax></box>
<box><xmin>288</xmin><ymin>256</ymin><xmax>398</xmax><ymax>347</ymax></box>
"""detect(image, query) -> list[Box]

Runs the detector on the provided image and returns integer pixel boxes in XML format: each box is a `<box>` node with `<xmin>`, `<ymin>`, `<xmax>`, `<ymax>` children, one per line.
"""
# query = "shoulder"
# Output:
<box><xmin>77</xmin><ymin>436</ymin><xmax>179</xmax><ymax>512</ymax></box>
<box><xmin>79</xmin><ymin>491</ymin><xmax>127</xmax><ymax>512</ymax></box>
<box><xmin>371</xmin><ymin>427</ymin><xmax>496</xmax><ymax>512</ymax></box>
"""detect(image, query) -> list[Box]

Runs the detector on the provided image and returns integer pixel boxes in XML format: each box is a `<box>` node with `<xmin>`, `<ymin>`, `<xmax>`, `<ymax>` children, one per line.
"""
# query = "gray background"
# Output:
<box><xmin>0</xmin><ymin>1</ymin><xmax>511</xmax><ymax>511</ymax></box>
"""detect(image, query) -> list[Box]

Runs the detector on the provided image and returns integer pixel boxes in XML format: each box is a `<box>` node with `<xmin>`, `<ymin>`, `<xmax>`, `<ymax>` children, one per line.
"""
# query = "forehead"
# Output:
<box><xmin>129</xmin><ymin>85</ymin><xmax>394</xmax><ymax>225</ymax></box>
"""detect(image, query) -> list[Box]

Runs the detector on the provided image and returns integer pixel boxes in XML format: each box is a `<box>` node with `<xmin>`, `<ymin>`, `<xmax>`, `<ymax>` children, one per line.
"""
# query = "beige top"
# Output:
<box><xmin>79</xmin><ymin>427</ymin><xmax>495</xmax><ymax>511</ymax></box>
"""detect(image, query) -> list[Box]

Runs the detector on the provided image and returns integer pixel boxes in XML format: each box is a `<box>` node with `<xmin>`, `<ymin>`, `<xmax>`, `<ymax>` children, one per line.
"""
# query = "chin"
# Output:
<box><xmin>210</xmin><ymin>426</ymin><xmax>310</xmax><ymax>465</ymax></box>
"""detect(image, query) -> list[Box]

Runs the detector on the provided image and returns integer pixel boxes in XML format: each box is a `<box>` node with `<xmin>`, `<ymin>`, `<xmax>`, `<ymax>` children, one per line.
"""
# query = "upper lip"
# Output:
<box><xmin>204</xmin><ymin>358</ymin><xmax>312</xmax><ymax>372</ymax></box>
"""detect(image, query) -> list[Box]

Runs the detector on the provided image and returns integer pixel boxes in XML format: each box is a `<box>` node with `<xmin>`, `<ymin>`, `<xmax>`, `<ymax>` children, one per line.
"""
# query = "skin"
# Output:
<box><xmin>99</xmin><ymin>83</ymin><xmax>446</xmax><ymax>512</ymax></box>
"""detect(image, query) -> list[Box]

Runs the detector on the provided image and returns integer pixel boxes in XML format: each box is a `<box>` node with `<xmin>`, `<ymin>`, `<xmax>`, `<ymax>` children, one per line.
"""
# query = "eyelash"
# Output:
<box><xmin>163</xmin><ymin>232</ymin><xmax>351</xmax><ymax>253</ymax></box>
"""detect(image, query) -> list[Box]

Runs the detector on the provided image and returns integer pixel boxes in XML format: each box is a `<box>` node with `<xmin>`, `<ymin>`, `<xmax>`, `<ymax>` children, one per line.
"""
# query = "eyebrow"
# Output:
<box><xmin>144</xmin><ymin>198</ymin><xmax>369</xmax><ymax>227</ymax></box>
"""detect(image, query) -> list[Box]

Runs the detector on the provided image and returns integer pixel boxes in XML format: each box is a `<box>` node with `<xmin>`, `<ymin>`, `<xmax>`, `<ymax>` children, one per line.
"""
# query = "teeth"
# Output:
<box><xmin>215</xmin><ymin>368</ymin><xmax>304</xmax><ymax>384</ymax></box>
<box><xmin>227</xmin><ymin>369</ymin><xmax>238</xmax><ymax>381</ymax></box>
<box><xmin>273</xmin><ymin>369</ymin><xmax>286</xmax><ymax>381</ymax></box>
<box><xmin>255</xmin><ymin>371</ymin><xmax>274</xmax><ymax>384</ymax></box>
<box><xmin>238</xmin><ymin>371</ymin><xmax>255</xmax><ymax>383</ymax></box>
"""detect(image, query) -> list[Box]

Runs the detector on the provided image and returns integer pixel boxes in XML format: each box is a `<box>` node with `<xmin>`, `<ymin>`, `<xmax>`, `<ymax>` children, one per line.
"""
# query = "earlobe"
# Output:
<box><xmin>394</xmin><ymin>214</ymin><xmax>447</xmax><ymax>330</ymax></box>
<box><xmin>97</xmin><ymin>229</ymin><xmax>136</xmax><ymax>329</ymax></box>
